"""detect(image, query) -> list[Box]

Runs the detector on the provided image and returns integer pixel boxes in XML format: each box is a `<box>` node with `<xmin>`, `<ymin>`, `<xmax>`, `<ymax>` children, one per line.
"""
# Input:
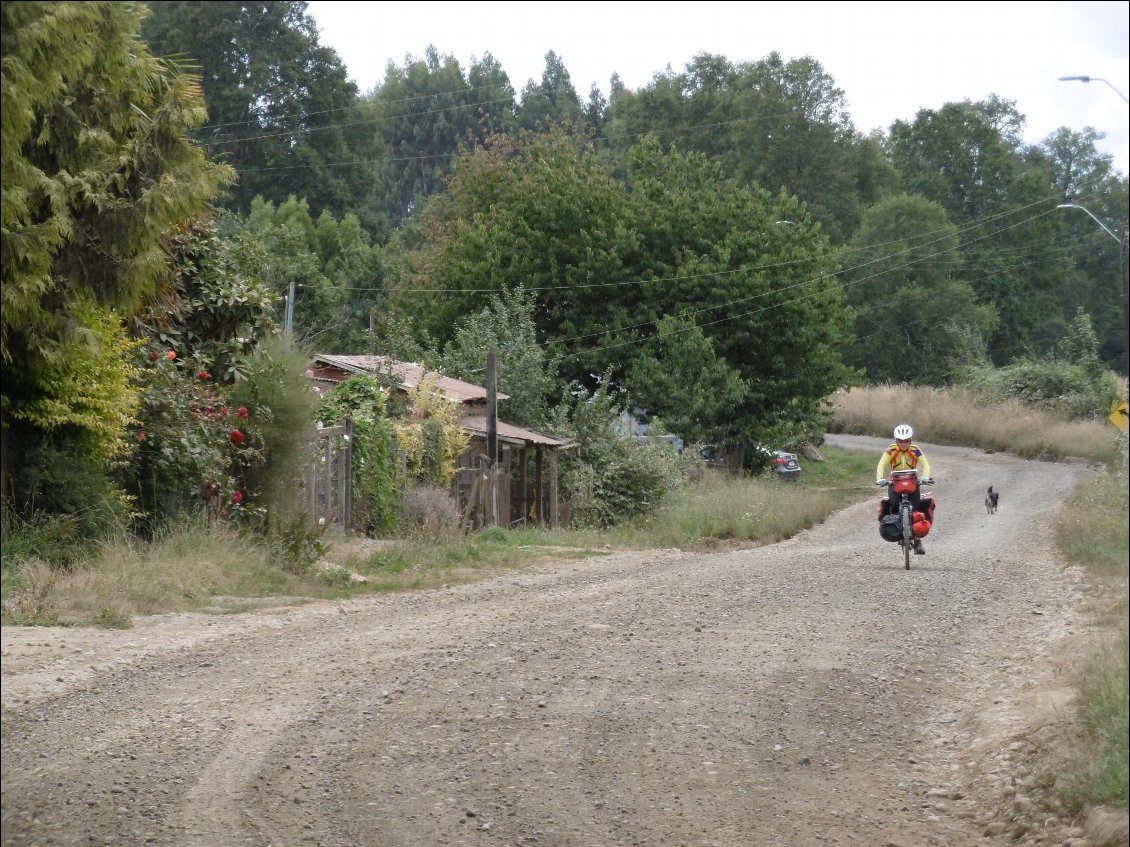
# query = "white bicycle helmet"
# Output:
<box><xmin>893</xmin><ymin>424</ymin><xmax>914</xmax><ymax>440</ymax></box>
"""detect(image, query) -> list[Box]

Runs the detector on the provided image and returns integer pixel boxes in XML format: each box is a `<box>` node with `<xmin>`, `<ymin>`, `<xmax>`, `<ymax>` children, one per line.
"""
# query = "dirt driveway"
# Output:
<box><xmin>1</xmin><ymin>435</ymin><xmax>1125</xmax><ymax>847</ymax></box>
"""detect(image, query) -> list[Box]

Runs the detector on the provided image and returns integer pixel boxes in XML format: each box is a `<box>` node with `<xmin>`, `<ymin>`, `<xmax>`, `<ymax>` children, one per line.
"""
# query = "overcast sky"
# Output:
<box><xmin>306</xmin><ymin>0</ymin><xmax>1129</xmax><ymax>181</ymax></box>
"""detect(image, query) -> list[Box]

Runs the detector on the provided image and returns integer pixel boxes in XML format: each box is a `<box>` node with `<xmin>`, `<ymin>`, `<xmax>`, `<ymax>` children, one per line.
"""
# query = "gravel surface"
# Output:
<box><xmin>1</xmin><ymin>434</ymin><xmax>1124</xmax><ymax>847</ymax></box>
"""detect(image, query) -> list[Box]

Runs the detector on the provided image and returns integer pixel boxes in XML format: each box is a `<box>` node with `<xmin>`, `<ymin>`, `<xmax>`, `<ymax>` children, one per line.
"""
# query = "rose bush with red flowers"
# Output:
<box><xmin>124</xmin><ymin>347</ymin><xmax>264</xmax><ymax>528</ymax></box>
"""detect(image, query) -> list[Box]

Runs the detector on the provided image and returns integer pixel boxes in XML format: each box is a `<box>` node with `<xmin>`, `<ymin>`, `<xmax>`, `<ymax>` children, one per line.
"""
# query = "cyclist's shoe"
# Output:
<box><xmin>912</xmin><ymin>539</ymin><xmax>926</xmax><ymax>555</ymax></box>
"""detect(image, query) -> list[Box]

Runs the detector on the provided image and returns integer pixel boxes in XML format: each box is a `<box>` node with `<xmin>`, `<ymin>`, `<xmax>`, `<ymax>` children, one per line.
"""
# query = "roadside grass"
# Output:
<box><xmin>602</xmin><ymin>445</ymin><xmax>875</xmax><ymax>550</ymax></box>
<box><xmin>0</xmin><ymin>446</ymin><xmax>877</xmax><ymax>625</ymax></box>
<box><xmin>1053</xmin><ymin>463</ymin><xmax>1129</xmax><ymax>811</ymax></box>
<box><xmin>1</xmin><ymin>517</ymin><xmax>316</xmax><ymax>627</ymax></box>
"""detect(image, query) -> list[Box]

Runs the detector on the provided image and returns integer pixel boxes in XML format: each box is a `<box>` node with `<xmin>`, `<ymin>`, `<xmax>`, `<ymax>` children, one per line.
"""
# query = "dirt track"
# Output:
<box><xmin>1</xmin><ymin>435</ymin><xmax>1120</xmax><ymax>846</ymax></box>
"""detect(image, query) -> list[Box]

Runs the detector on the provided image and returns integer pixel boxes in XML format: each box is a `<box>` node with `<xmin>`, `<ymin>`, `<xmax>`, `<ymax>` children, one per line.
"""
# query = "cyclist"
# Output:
<box><xmin>876</xmin><ymin>424</ymin><xmax>934</xmax><ymax>554</ymax></box>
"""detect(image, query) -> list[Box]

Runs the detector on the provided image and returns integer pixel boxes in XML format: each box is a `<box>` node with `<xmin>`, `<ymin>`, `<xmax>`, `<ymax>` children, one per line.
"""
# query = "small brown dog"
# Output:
<box><xmin>985</xmin><ymin>485</ymin><xmax>999</xmax><ymax>515</ymax></box>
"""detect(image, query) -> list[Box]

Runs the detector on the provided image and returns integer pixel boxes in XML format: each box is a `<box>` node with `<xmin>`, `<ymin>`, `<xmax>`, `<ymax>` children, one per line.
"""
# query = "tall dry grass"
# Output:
<box><xmin>829</xmin><ymin>384</ymin><xmax>1122</xmax><ymax>466</ymax></box>
<box><xmin>2</xmin><ymin>518</ymin><xmax>315</xmax><ymax>627</ymax></box>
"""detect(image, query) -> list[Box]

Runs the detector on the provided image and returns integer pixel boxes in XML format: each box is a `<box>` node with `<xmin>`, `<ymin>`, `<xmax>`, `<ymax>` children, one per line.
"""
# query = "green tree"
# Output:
<box><xmin>624</xmin><ymin>314</ymin><xmax>748</xmax><ymax>446</ymax></box>
<box><xmin>399</xmin><ymin>126</ymin><xmax>640</xmax><ymax>364</ymax></box>
<box><xmin>1037</xmin><ymin>126</ymin><xmax>1116</xmax><ymax>201</ymax></box>
<box><xmin>241</xmin><ymin>195</ymin><xmax>379</xmax><ymax>352</ymax></box>
<box><xmin>439</xmin><ymin>288</ymin><xmax>561</xmax><ymax>429</ymax></box>
<box><xmin>2</xmin><ymin>0</ymin><xmax>231</xmax><ymax>512</ymax></box>
<box><xmin>516</xmin><ymin>50</ymin><xmax>584</xmax><ymax>131</ymax></box>
<box><xmin>1037</xmin><ymin>136</ymin><xmax>1128</xmax><ymax>371</ymax></box>
<box><xmin>367</xmin><ymin>47</ymin><xmax>517</xmax><ymax>228</ymax></box>
<box><xmin>604</xmin><ymin>52</ymin><xmax>897</xmax><ymax>243</ymax></box>
<box><xmin>887</xmin><ymin>97</ymin><xmax>1065</xmax><ymax>361</ymax></box>
<box><xmin>836</xmin><ymin>193</ymin><xmax>997</xmax><ymax>385</ymax></box>
<box><xmin>397</xmin><ymin>127</ymin><xmax>849</xmax><ymax>452</ymax></box>
<box><xmin>621</xmin><ymin>138</ymin><xmax>849</xmax><ymax>448</ymax></box>
<box><xmin>141</xmin><ymin>1</ymin><xmax>375</xmax><ymax>225</ymax></box>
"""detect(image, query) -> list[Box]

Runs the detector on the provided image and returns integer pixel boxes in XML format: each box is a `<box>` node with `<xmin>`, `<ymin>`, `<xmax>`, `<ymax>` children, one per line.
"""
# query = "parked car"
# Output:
<box><xmin>771</xmin><ymin>450</ymin><xmax>801</xmax><ymax>481</ymax></box>
<box><xmin>698</xmin><ymin>445</ymin><xmax>727</xmax><ymax>467</ymax></box>
<box><xmin>698</xmin><ymin>445</ymin><xmax>801</xmax><ymax>480</ymax></box>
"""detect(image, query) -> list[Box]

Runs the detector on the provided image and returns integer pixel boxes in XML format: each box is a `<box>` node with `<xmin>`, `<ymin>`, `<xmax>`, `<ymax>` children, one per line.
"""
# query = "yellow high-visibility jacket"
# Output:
<box><xmin>876</xmin><ymin>442</ymin><xmax>932</xmax><ymax>480</ymax></box>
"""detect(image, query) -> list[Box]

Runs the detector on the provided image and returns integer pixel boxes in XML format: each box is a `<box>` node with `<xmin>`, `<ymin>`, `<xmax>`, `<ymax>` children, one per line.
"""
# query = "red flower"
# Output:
<box><xmin>147</xmin><ymin>349</ymin><xmax>160</xmax><ymax>363</ymax></box>
<box><xmin>166</xmin><ymin>350</ymin><xmax>177</xmax><ymax>361</ymax></box>
<box><xmin>219</xmin><ymin>406</ymin><xmax>229</xmax><ymax>417</ymax></box>
<box><xmin>236</xmin><ymin>406</ymin><xmax>249</xmax><ymax>419</ymax></box>
<box><xmin>199</xmin><ymin>370</ymin><xmax>209</xmax><ymax>380</ymax></box>
<box><xmin>231</xmin><ymin>490</ymin><xmax>244</xmax><ymax>505</ymax></box>
<box><xmin>230</xmin><ymin>429</ymin><xmax>245</xmax><ymax>446</ymax></box>
<box><xmin>137</xmin><ymin>431</ymin><xmax>146</xmax><ymax>441</ymax></box>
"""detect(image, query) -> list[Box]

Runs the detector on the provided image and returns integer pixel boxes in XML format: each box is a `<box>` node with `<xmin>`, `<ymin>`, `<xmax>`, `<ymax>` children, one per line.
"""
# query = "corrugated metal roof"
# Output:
<box><xmin>312</xmin><ymin>354</ymin><xmax>509</xmax><ymax>403</ymax></box>
<box><xmin>458</xmin><ymin>415</ymin><xmax>573</xmax><ymax>449</ymax></box>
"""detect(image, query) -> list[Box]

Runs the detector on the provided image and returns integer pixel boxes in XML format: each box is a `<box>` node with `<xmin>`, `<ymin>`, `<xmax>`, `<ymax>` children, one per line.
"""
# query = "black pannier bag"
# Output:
<box><xmin>879</xmin><ymin>514</ymin><xmax>903</xmax><ymax>542</ymax></box>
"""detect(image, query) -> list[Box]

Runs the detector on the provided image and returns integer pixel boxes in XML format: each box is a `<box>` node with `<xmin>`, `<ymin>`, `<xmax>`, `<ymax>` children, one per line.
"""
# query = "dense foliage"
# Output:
<box><xmin>1</xmin><ymin>0</ymin><xmax>232</xmax><ymax>522</ymax></box>
<box><xmin>3</xmin><ymin>1</ymin><xmax>1127</xmax><ymax>541</ymax></box>
<box><xmin>548</xmin><ymin>373</ymin><xmax>685</xmax><ymax>528</ymax></box>
<box><xmin>316</xmin><ymin>375</ymin><xmax>400</xmax><ymax>535</ymax></box>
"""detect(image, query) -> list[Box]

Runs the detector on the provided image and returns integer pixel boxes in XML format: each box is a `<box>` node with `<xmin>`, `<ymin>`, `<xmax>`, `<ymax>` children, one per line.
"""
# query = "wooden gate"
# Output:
<box><xmin>303</xmin><ymin>418</ymin><xmax>353</xmax><ymax>529</ymax></box>
<box><xmin>454</xmin><ymin>449</ymin><xmax>512</xmax><ymax>531</ymax></box>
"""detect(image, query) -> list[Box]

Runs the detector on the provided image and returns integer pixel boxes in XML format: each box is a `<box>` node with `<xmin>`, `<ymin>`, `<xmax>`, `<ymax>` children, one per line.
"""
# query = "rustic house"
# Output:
<box><xmin>308</xmin><ymin>354</ymin><xmax>572</xmax><ymax>529</ymax></box>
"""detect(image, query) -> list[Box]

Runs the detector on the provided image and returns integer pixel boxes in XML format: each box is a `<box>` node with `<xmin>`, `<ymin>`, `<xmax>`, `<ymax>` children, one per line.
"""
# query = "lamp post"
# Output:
<box><xmin>1057</xmin><ymin>203</ymin><xmax>1120</xmax><ymax>242</ymax></box>
<box><xmin>1057</xmin><ymin>75</ymin><xmax>1130</xmax><ymax>104</ymax></box>
<box><xmin>1057</xmin><ymin>203</ymin><xmax>1128</xmax><ymax>372</ymax></box>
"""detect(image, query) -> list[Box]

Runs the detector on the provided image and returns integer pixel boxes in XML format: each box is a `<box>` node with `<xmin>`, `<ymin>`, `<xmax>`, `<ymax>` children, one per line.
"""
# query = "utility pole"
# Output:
<box><xmin>486</xmin><ymin>350</ymin><xmax>498</xmax><ymax>467</ymax></box>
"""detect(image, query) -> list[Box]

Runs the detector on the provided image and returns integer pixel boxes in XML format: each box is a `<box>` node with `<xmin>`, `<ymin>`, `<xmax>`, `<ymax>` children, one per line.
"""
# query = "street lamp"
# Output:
<box><xmin>1056</xmin><ymin>203</ymin><xmax>1128</xmax><ymax>373</ymax></box>
<box><xmin>1058</xmin><ymin>75</ymin><xmax>1130</xmax><ymax>104</ymax></box>
<box><xmin>1057</xmin><ymin>203</ymin><xmax>1120</xmax><ymax>242</ymax></box>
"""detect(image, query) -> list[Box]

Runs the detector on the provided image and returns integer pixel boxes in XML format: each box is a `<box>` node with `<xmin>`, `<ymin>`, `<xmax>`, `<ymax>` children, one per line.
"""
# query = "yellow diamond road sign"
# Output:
<box><xmin>1111</xmin><ymin>401</ymin><xmax>1129</xmax><ymax>433</ymax></box>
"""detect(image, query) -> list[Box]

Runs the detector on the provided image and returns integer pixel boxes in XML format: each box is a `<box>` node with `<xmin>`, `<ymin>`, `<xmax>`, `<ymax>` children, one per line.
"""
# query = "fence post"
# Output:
<box><xmin>341</xmin><ymin>417</ymin><xmax>353</xmax><ymax>532</ymax></box>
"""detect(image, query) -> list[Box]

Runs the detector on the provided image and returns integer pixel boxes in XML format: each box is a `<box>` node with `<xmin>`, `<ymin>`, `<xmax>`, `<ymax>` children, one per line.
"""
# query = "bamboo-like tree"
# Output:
<box><xmin>1</xmin><ymin>1</ymin><xmax>233</xmax><ymax>512</ymax></box>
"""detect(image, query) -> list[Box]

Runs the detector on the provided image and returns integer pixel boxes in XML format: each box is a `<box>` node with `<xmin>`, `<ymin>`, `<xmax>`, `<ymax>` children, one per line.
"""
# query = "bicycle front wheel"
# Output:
<box><xmin>900</xmin><ymin>502</ymin><xmax>913</xmax><ymax>569</ymax></box>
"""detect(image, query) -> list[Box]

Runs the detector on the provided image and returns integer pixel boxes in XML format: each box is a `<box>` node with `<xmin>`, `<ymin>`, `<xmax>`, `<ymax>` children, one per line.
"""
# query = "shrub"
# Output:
<box><xmin>402</xmin><ymin>484</ymin><xmax>461</xmax><ymax>540</ymax></box>
<box><xmin>6</xmin><ymin>441</ymin><xmax>133</xmax><ymax>541</ymax></box>
<box><xmin>122</xmin><ymin>344</ymin><xmax>266</xmax><ymax>531</ymax></box>
<box><xmin>393</xmin><ymin>376</ymin><xmax>467</xmax><ymax>489</ymax></box>
<box><xmin>1</xmin><ymin>507</ymin><xmax>86</xmax><ymax>571</ymax></box>
<box><xmin>959</xmin><ymin>357</ymin><xmax>1119</xmax><ymax>421</ymax></box>
<box><xmin>228</xmin><ymin>335</ymin><xmax>322</xmax><ymax>531</ymax></box>
<box><xmin>551</xmin><ymin>375</ymin><xmax>684</xmax><ymax>528</ymax></box>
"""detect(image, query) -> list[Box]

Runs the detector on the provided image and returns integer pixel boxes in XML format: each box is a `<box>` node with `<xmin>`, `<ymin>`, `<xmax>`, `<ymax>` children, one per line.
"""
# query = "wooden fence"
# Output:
<box><xmin>303</xmin><ymin>422</ymin><xmax>563</xmax><ymax>534</ymax></box>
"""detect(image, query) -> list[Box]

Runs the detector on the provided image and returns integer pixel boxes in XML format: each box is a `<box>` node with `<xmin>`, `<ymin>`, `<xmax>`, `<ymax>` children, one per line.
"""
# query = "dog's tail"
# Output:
<box><xmin>987</xmin><ymin>485</ymin><xmax>994</xmax><ymax>496</ymax></box>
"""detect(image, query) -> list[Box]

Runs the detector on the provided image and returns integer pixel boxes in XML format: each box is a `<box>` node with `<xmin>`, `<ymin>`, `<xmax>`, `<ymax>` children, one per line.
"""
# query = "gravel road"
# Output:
<box><xmin>0</xmin><ymin>435</ymin><xmax>1114</xmax><ymax>847</ymax></box>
